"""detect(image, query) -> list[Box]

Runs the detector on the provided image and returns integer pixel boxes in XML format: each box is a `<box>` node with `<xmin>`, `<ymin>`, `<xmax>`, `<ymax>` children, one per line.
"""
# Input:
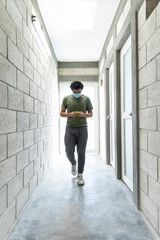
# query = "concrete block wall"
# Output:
<box><xmin>0</xmin><ymin>0</ymin><xmax>58</xmax><ymax>239</ymax></box>
<box><xmin>138</xmin><ymin>1</ymin><xmax>160</xmax><ymax>236</ymax></box>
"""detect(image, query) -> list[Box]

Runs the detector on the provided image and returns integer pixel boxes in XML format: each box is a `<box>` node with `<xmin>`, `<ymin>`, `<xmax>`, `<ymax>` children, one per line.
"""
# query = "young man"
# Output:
<box><xmin>60</xmin><ymin>81</ymin><xmax>93</xmax><ymax>186</ymax></box>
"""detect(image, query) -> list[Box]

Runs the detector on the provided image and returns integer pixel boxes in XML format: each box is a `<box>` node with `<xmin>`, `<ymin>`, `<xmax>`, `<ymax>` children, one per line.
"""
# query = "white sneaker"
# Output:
<box><xmin>77</xmin><ymin>173</ymin><xmax>85</xmax><ymax>186</ymax></box>
<box><xmin>71</xmin><ymin>162</ymin><xmax>77</xmax><ymax>176</ymax></box>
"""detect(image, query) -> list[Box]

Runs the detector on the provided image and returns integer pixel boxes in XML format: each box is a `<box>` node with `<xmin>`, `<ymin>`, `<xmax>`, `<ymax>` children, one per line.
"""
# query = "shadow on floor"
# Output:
<box><xmin>7</xmin><ymin>154</ymin><xmax>155</xmax><ymax>240</ymax></box>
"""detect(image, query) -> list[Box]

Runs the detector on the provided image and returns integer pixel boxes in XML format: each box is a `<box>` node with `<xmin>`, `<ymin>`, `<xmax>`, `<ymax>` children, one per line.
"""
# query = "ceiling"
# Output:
<box><xmin>37</xmin><ymin>0</ymin><xmax>120</xmax><ymax>62</ymax></box>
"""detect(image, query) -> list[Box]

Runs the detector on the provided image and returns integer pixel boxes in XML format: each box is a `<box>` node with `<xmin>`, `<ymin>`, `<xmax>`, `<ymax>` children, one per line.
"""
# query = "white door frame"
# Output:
<box><xmin>120</xmin><ymin>35</ymin><xmax>133</xmax><ymax>191</ymax></box>
<box><xmin>109</xmin><ymin>63</ymin><xmax>115</xmax><ymax>168</ymax></box>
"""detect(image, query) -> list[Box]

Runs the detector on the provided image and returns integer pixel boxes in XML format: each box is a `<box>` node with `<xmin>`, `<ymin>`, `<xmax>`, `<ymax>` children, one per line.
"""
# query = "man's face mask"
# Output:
<box><xmin>73</xmin><ymin>92</ymin><xmax>81</xmax><ymax>98</ymax></box>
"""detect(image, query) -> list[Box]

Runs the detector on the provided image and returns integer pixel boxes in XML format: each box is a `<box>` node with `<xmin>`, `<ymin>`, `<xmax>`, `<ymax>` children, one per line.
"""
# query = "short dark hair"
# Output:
<box><xmin>70</xmin><ymin>81</ymin><xmax>84</xmax><ymax>90</ymax></box>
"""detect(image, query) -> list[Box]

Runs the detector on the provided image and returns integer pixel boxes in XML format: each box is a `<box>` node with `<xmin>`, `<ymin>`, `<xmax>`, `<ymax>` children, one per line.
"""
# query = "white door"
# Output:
<box><xmin>120</xmin><ymin>36</ymin><xmax>133</xmax><ymax>191</ymax></box>
<box><xmin>109</xmin><ymin>63</ymin><xmax>115</xmax><ymax>168</ymax></box>
<box><xmin>59</xmin><ymin>81</ymin><xmax>99</xmax><ymax>154</ymax></box>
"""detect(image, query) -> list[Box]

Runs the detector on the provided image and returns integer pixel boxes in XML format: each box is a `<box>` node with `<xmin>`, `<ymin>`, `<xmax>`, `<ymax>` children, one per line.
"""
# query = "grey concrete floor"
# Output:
<box><xmin>8</xmin><ymin>154</ymin><xmax>155</xmax><ymax>240</ymax></box>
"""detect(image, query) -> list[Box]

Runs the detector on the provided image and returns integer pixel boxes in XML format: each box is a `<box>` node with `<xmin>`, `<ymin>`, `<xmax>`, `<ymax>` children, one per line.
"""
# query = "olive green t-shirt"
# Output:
<box><xmin>62</xmin><ymin>94</ymin><xmax>93</xmax><ymax>127</ymax></box>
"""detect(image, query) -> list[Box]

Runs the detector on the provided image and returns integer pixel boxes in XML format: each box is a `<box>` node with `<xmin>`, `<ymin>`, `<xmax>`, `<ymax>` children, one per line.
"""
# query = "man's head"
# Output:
<box><xmin>70</xmin><ymin>81</ymin><xmax>84</xmax><ymax>91</ymax></box>
<box><xmin>70</xmin><ymin>81</ymin><xmax>84</xmax><ymax>98</ymax></box>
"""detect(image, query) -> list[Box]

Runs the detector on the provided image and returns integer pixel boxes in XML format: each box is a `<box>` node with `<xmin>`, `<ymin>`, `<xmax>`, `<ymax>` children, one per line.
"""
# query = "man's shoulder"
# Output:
<box><xmin>82</xmin><ymin>95</ymin><xmax>90</xmax><ymax>100</ymax></box>
<box><xmin>64</xmin><ymin>94</ymin><xmax>73</xmax><ymax>100</ymax></box>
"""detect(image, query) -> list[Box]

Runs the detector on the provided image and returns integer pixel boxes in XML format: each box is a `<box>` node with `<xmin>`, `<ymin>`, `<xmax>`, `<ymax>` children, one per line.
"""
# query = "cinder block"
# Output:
<box><xmin>17</xmin><ymin>70</ymin><xmax>29</xmax><ymax>94</ymax></box>
<box><xmin>44</xmin><ymin>137</ymin><xmax>51</xmax><ymax>151</ymax></box>
<box><xmin>0</xmin><ymin>109</ymin><xmax>16</xmax><ymax>134</ymax></box>
<box><xmin>41</xmin><ymin>103</ymin><xmax>46</xmax><ymax>115</ymax></box>
<box><xmin>41</xmin><ymin>128</ymin><xmax>46</xmax><ymax>140</ymax></box>
<box><xmin>33</xmin><ymin>156</ymin><xmax>40</xmax><ymax>174</ymax></box>
<box><xmin>138</xmin><ymin>0</ymin><xmax>146</xmax><ymax>30</ymax></box>
<box><xmin>140</xmin><ymin>169</ymin><xmax>148</xmax><ymax>194</ymax></box>
<box><xmin>1</xmin><ymin>0</ymin><xmax>6</xmax><ymax>6</ymax></box>
<box><xmin>34</xmin><ymin>99</ymin><xmax>41</xmax><ymax>114</ymax></box>
<box><xmin>33</xmin><ymin>40</ymin><xmax>40</xmax><ymax>61</ymax></box>
<box><xmin>14</xmin><ymin>0</ymin><xmax>26</xmax><ymax>21</ymax></box>
<box><xmin>8</xmin><ymin>132</ymin><xmax>23</xmax><ymax>157</ymax></box>
<box><xmin>41</xmin><ymin>79</ymin><xmax>46</xmax><ymax>92</ymax></box>
<box><xmin>46</xmin><ymin>106</ymin><xmax>51</xmax><ymax>116</ymax></box>
<box><xmin>44</xmin><ymin>116</ymin><xmax>49</xmax><ymax>127</ymax></box>
<box><xmin>0</xmin><ymin>135</ymin><xmax>7</xmax><ymax>161</ymax></box>
<box><xmin>0</xmin><ymin>156</ymin><xmax>16</xmax><ymax>189</ymax></box>
<box><xmin>24</xmin><ymin>57</ymin><xmax>33</xmax><ymax>80</ymax></box>
<box><xmin>0</xmin><ymin>186</ymin><xmax>6</xmax><ymax>215</ymax></box>
<box><xmin>156</xmin><ymin>2</ymin><xmax>160</xmax><ymax>28</ymax></box>
<box><xmin>148</xmin><ymin>81</ymin><xmax>160</xmax><ymax>107</ymax></box>
<box><xmin>158</xmin><ymin>108</ymin><xmax>160</xmax><ymax>131</ymax></box>
<box><xmin>38</xmin><ymin>141</ymin><xmax>43</xmax><ymax>155</ymax></box>
<box><xmin>0</xmin><ymin>1</ymin><xmax>16</xmax><ymax>44</ymax></box>
<box><xmin>43</xmin><ymin>160</ymin><xmax>48</xmax><ymax>175</ymax></box>
<box><xmin>30</xmin><ymin>81</ymin><xmax>37</xmax><ymax>99</ymax></box>
<box><xmin>0</xmin><ymin>27</ymin><xmax>7</xmax><ymax>57</ymax></box>
<box><xmin>17</xmin><ymin>112</ymin><xmax>29</xmax><ymax>131</ymax></box>
<box><xmin>34</xmin><ymin>70</ymin><xmax>41</xmax><ymax>87</ymax></box>
<box><xmin>157</xmin><ymin>54</ymin><xmax>160</xmax><ymax>81</ymax></box>
<box><xmin>147</xmin><ymin>27</ymin><xmax>160</xmax><ymax>62</ymax></box>
<box><xmin>23</xmin><ymin>0</ymin><xmax>32</xmax><ymax>14</ymax></box>
<box><xmin>8</xmin><ymin>86</ymin><xmax>23</xmax><ymax>111</ymax></box>
<box><xmin>159</xmin><ymin>211</ymin><xmax>160</xmax><ymax>234</ymax></box>
<box><xmin>23</xmin><ymin>20</ymin><xmax>32</xmax><ymax>47</ymax></box>
<box><xmin>138</xmin><ymin>44</ymin><xmax>146</xmax><ymax>70</ymax></box>
<box><xmin>138</xmin><ymin>10</ymin><xmax>156</xmax><ymax>49</ymax></box>
<box><xmin>0</xmin><ymin>200</ymin><xmax>16</xmax><ymax>240</ymax></box>
<box><xmin>30</xmin><ymin>144</ymin><xmax>37</xmax><ymax>162</ymax></box>
<box><xmin>17</xmin><ymin>149</ymin><xmax>29</xmax><ymax>173</ymax></box>
<box><xmin>38</xmin><ymin>167</ymin><xmax>43</xmax><ymax>184</ymax></box>
<box><xmin>33</xmin><ymin>128</ymin><xmax>41</xmax><ymax>143</ymax></box>
<box><xmin>8</xmin><ymin>38</ymin><xmax>23</xmax><ymax>71</ymax></box>
<box><xmin>149</xmin><ymin>176</ymin><xmax>160</xmax><ymax>207</ymax></box>
<box><xmin>17</xmin><ymin>30</ymin><xmax>28</xmax><ymax>59</ymax></box>
<box><xmin>0</xmin><ymin>55</ymin><xmax>16</xmax><ymax>87</ymax></box>
<box><xmin>140</xmin><ymin>190</ymin><xmax>158</xmax><ymax>231</ymax></box>
<box><xmin>24</xmin><ymin>95</ymin><xmax>33</xmax><ymax>113</ymax></box>
<box><xmin>38</xmin><ymin>60</ymin><xmax>43</xmax><ymax>77</ymax></box>
<box><xmin>139</xmin><ymin>108</ymin><xmax>157</xmax><ymax>130</ymax></box>
<box><xmin>148</xmin><ymin>131</ymin><xmax>160</xmax><ymax>157</ymax></box>
<box><xmin>24</xmin><ymin>162</ymin><xmax>33</xmax><ymax>186</ymax></box>
<box><xmin>139</xmin><ymin>59</ymin><xmax>156</xmax><ymax>89</ymax></box>
<box><xmin>29</xmin><ymin>174</ymin><xmax>37</xmax><ymax>196</ymax></box>
<box><xmin>140</xmin><ymin>130</ymin><xmax>148</xmax><ymax>151</ymax></box>
<box><xmin>16</xmin><ymin>185</ymin><xmax>29</xmax><ymax>217</ymax></box>
<box><xmin>8</xmin><ymin>172</ymin><xmax>23</xmax><ymax>205</ymax></box>
<box><xmin>38</xmin><ymin>87</ymin><xmax>43</xmax><ymax>102</ymax></box>
<box><xmin>29</xmin><ymin>48</ymin><xmax>37</xmax><ymax>69</ymax></box>
<box><xmin>24</xmin><ymin>130</ymin><xmax>33</xmax><ymax>149</ymax></box>
<box><xmin>38</xmin><ymin>115</ymin><xmax>43</xmax><ymax>128</ymax></box>
<box><xmin>30</xmin><ymin>113</ymin><xmax>37</xmax><ymax>129</ymax></box>
<box><xmin>41</xmin><ymin>152</ymin><xmax>45</xmax><ymax>166</ymax></box>
<box><xmin>6</xmin><ymin>0</ymin><xmax>22</xmax><ymax>32</ymax></box>
<box><xmin>159</xmin><ymin>158</ymin><xmax>160</xmax><ymax>183</ymax></box>
<box><xmin>140</xmin><ymin>150</ymin><xmax>157</xmax><ymax>180</ymax></box>
<box><xmin>0</xmin><ymin>81</ymin><xmax>7</xmax><ymax>107</ymax></box>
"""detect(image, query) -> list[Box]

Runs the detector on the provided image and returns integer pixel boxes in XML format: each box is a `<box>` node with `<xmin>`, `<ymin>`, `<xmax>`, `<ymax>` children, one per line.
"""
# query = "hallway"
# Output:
<box><xmin>7</xmin><ymin>154</ymin><xmax>154</xmax><ymax>240</ymax></box>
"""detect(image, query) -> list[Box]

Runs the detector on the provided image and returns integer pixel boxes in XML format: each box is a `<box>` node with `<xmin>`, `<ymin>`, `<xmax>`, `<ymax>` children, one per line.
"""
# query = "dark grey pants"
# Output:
<box><xmin>64</xmin><ymin>126</ymin><xmax>88</xmax><ymax>174</ymax></box>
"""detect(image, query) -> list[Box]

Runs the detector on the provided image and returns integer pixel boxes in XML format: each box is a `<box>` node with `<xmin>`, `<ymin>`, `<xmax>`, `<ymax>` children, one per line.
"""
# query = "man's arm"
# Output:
<box><xmin>60</xmin><ymin>107</ymin><xmax>93</xmax><ymax>118</ymax></box>
<box><xmin>60</xmin><ymin>106</ymin><xmax>77</xmax><ymax>117</ymax></box>
<box><xmin>78</xmin><ymin>110</ymin><xmax>93</xmax><ymax>118</ymax></box>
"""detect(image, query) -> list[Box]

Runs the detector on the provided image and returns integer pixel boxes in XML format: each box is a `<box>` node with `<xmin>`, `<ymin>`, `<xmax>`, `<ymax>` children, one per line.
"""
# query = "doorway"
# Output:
<box><xmin>59</xmin><ymin>81</ymin><xmax>99</xmax><ymax>154</ymax></box>
<box><xmin>120</xmin><ymin>35</ymin><xmax>133</xmax><ymax>191</ymax></box>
